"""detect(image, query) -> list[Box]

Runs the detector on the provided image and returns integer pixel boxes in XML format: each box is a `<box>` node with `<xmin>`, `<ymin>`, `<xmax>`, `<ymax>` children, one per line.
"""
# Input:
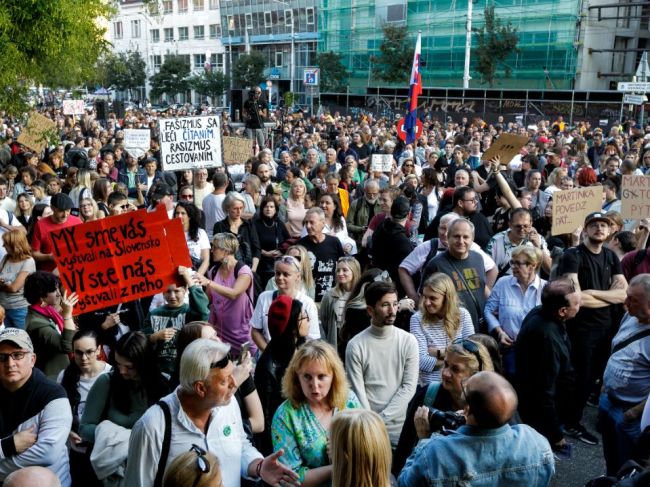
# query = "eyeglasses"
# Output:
<box><xmin>117</xmin><ymin>204</ymin><xmax>129</xmax><ymax>210</ymax></box>
<box><xmin>189</xmin><ymin>444</ymin><xmax>211</xmax><ymax>487</ymax></box>
<box><xmin>0</xmin><ymin>351</ymin><xmax>29</xmax><ymax>362</ymax></box>
<box><xmin>74</xmin><ymin>348</ymin><xmax>98</xmax><ymax>358</ymax></box>
<box><xmin>511</xmin><ymin>224</ymin><xmax>531</xmax><ymax>230</ymax></box>
<box><xmin>210</xmin><ymin>353</ymin><xmax>232</xmax><ymax>369</ymax></box>
<box><xmin>180</xmin><ymin>194</ymin><xmax>193</xmax><ymax>200</ymax></box>
<box><xmin>509</xmin><ymin>260</ymin><xmax>531</xmax><ymax>267</ymax></box>
<box><xmin>453</xmin><ymin>339</ymin><xmax>483</xmax><ymax>372</ymax></box>
<box><xmin>462</xmin><ymin>198</ymin><xmax>478</xmax><ymax>203</ymax></box>
<box><xmin>275</xmin><ymin>255</ymin><xmax>301</xmax><ymax>271</ymax></box>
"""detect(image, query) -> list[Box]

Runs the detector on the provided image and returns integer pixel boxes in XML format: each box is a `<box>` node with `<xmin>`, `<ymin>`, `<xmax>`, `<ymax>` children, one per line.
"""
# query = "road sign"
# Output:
<box><xmin>617</xmin><ymin>82</ymin><xmax>650</xmax><ymax>93</ymax></box>
<box><xmin>396</xmin><ymin>117</ymin><xmax>424</xmax><ymax>142</ymax></box>
<box><xmin>623</xmin><ymin>94</ymin><xmax>645</xmax><ymax>105</ymax></box>
<box><xmin>303</xmin><ymin>68</ymin><xmax>319</xmax><ymax>86</ymax></box>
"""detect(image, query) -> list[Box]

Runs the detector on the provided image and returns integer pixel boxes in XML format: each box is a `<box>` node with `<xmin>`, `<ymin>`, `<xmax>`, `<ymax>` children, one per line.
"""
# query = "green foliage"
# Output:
<box><xmin>316</xmin><ymin>51</ymin><xmax>348</xmax><ymax>93</ymax></box>
<box><xmin>149</xmin><ymin>54</ymin><xmax>191</xmax><ymax>101</ymax></box>
<box><xmin>0</xmin><ymin>0</ymin><xmax>114</xmax><ymax>115</ymax></box>
<box><xmin>102</xmin><ymin>51</ymin><xmax>147</xmax><ymax>98</ymax></box>
<box><xmin>190</xmin><ymin>69</ymin><xmax>229</xmax><ymax>104</ymax></box>
<box><xmin>283</xmin><ymin>91</ymin><xmax>295</xmax><ymax>108</ymax></box>
<box><xmin>233</xmin><ymin>51</ymin><xmax>266</xmax><ymax>88</ymax></box>
<box><xmin>473</xmin><ymin>6</ymin><xmax>519</xmax><ymax>87</ymax></box>
<box><xmin>371</xmin><ymin>25</ymin><xmax>414</xmax><ymax>84</ymax></box>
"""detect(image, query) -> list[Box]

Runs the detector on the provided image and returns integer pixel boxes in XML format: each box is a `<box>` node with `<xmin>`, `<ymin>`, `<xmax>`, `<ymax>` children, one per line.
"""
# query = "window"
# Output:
<box><xmin>306</xmin><ymin>7</ymin><xmax>315</xmax><ymax>25</ymax></box>
<box><xmin>264</xmin><ymin>11</ymin><xmax>272</xmax><ymax>28</ymax></box>
<box><xmin>162</xmin><ymin>0</ymin><xmax>172</xmax><ymax>13</ymax></box>
<box><xmin>386</xmin><ymin>4</ymin><xmax>406</xmax><ymax>22</ymax></box>
<box><xmin>193</xmin><ymin>0</ymin><xmax>204</xmax><ymax>10</ymax></box>
<box><xmin>152</xmin><ymin>55</ymin><xmax>162</xmax><ymax>69</ymax></box>
<box><xmin>194</xmin><ymin>54</ymin><xmax>206</xmax><ymax>69</ymax></box>
<box><xmin>194</xmin><ymin>25</ymin><xmax>205</xmax><ymax>39</ymax></box>
<box><xmin>150</xmin><ymin>29</ymin><xmax>160</xmax><ymax>43</ymax></box>
<box><xmin>180</xmin><ymin>54</ymin><xmax>191</xmax><ymax>67</ymax></box>
<box><xmin>275</xmin><ymin>52</ymin><xmax>283</xmax><ymax>67</ymax></box>
<box><xmin>113</xmin><ymin>21</ymin><xmax>123</xmax><ymax>39</ymax></box>
<box><xmin>209</xmin><ymin>0</ymin><xmax>219</xmax><ymax>10</ymax></box>
<box><xmin>245</xmin><ymin>13</ymin><xmax>253</xmax><ymax>29</ymax></box>
<box><xmin>178</xmin><ymin>27</ymin><xmax>189</xmax><ymax>41</ymax></box>
<box><xmin>284</xmin><ymin>9</ymin><xmax>293</xmax><ymax>26</ymax></box>
<box><xmin>227</xmin><ymin>15</ymin><xmax>235</xmax><ymax>31</ymax></box>
<box><xmin>131</xmin><ymin>20</ymin><xmax>141</xmax><ymax>38</ymax></box>
<box><xmin>164</xmin><ymin>27</ymin><xmax>174</xmax><ymax>42</ymax></box>
<box><xmin>211</xmin><ymin>53</ymin><xmax>224</xmax><ymax>70</ymax></box>
<box><xmin>178</xmin><ymin>0</ymin><xmax>188</xmax><ymax>13</ymax></box>
<box><xmin>209</xmin><ymin>24</ymin><xmax>221</xmax><ymax>39</ymax></box>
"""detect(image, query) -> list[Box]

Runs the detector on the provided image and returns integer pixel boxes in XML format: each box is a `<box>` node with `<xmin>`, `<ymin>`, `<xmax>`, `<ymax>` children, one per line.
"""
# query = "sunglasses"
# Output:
<box><xmin>275</xmin><ymin>255</ymin><xmax>301</xmax><ymax>271</ymax></box>
<box><xmin>189</xmin><ymin>444</ymin><xmax>210</xmax><ymax>487</ymax></box>
<box><xmin>210</xmin><ymin>353</ymin><xmax>231</xmax><ymax>369</ymax></box>
<box><xmin>180</xmin><ymin>194</ymin><xmax>194</xmax><ymax>200</ymax></box>
<box><xmin>453</xmin><ymin>339</ymin><xmax>483</xmax><ymax>372</ymax></box>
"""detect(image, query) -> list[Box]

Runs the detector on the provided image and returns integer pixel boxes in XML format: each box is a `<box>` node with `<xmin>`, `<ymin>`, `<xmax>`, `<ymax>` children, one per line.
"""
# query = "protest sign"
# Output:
<box><xmin>621</xmin><ymin>175</ymin><xmax>650</xmax><ymax>219</ymax></box>
<box><xmin>370</xmin><ymin>154</ymin><xmax>393</xmax><ymax>173</ymax></box>
<box><xmin>159</xmin><ymin>116</ymin><xmax>222</xmax><ymax>171</ymax></box>
<box><xmin>62</xmin><ymin>100</ymin><xmax>84</xmax><ymax>115</ymax></box>
<box><xmin>123</xmin><ymin>129</ymin><xmax>151</xmax><ymax>159</ymax></box>
<box><xmin>51</xmin><ymin>205</ymin><xmax>191</xmax><ymax>315</ymax></box>
<box><xmin>481</xmin><ymin>133</ymin><xmax>529</xmax><ymax>164</ymax></box>
<box><xmin>223</xmin><ymin>136</ymin><xmax>253</xmax><ymax>165</ymax></box>
<box><xmin>17</xmin><ymin>112</ymin><xmax>57</xmax><ymax>153</ymax></box>
<box><xmin>552</xmin><ymin>185</ymin><xmax>603</xmax><ymax>236</ymax></box>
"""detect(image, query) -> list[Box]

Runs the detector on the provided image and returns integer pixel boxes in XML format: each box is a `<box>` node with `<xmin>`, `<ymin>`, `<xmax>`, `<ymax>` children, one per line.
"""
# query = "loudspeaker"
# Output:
<box><xmin>113</xmin><ymin>100</ymin><xmax>125</xmax><ymax>119</ymax></box>
<box><xmin>95</xmin><ymin>100</ymin><xmax>108</xmax><ymax>121</ymax></box>
<box><xmin>230</xmin><ymin>89</ymin><xmax>245</xmax><ymax>121</ymax></box>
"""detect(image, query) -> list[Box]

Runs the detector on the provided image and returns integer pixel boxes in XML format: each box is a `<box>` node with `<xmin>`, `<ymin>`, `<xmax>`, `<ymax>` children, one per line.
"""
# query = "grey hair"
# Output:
<box><xmin>439</xmin><ymin>212</ymin><xmax>461</xmax><ymax>227</ymax></box>
<box><xmin>629</xmin><ymin>274</ymin><xmax>650</xmax><ymax>299</ymax></box>
<box><xmin>222</xmin><ymin>191</ymin><xmax>246</xmax><ymax>212</ymax></box>
<box><xmin>307</xmin><ymin>148</ymin><xmax>319</xmax><ymax>157</ymax></box>
<box><xmin>306</xmin><ymin>206</ymin><xmax>325</xmax><ymax>220</ymax></box>
<box><xmin>179</xmin><ymin>338</ymin><xmax>231</xmax><ymax>393</ymax></box>
<box><xmin>364</xmin><ymin>179</ymin><xmax>380</xmax><ymax>190</ymax></box>
<box><xmin>447</xmin><ymin>217</ymin><xmax>475</xmax><ymax>237</ymax></box>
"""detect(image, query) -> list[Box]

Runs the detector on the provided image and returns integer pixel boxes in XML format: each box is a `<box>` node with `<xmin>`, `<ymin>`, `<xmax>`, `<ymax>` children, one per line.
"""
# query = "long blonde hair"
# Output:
<box><xmin>331</xmin><ymin>409</ymin><xmax>392</xmax><ymax>487</ymax></box>
<box><xmin>420</xmin><ymin>273</ymin><xmax>461</xmax><ymax>340</ymax></box>
<box><xmin>286</xmin><ymin>244</ymin><xmax>314</xmax><ymax>292</ymax></box>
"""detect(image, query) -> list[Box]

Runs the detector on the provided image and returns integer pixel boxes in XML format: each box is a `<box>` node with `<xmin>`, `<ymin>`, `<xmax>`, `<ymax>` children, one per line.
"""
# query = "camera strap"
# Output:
<box><xmin>424</xmin><ymin>381</ymin><xmax>441</xmax><ymax>408</ymax></box>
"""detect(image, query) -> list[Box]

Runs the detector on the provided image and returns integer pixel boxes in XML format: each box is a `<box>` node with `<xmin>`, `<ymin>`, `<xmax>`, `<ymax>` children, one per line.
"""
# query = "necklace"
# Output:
<box><xmin>262</xmin><ymin>219</ymin><xmax>276</xmax><ymax>228</ymax></box>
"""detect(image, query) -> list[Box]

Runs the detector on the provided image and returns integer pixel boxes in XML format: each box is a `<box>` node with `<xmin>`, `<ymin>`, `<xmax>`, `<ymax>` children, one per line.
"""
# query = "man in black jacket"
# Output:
<box><xmin>515</xmin><ymin>277</ymin><xmax>581</xmax><ymax>454</ymax></box>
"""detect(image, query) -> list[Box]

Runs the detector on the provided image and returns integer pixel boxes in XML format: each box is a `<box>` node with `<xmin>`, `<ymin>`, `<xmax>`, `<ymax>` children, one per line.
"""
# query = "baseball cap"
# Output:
<box><xmin>50</xmin><ymin>193</ymin><xmax>74</xmax><ymax>211</ymax></box>
<box><xmin>584</xmin><ymin>211</ymin><xmax>611</xmax><ymax>227</ymax></box>
<box><xmin>151</xmin><ymin>183</ymin><xmax>174</xmax><ymax>198</ymax></box>
<box><xmin>0</xmin><ymin>328</ymin><xmax>34</xmax><ymax>352</ymax></box>
<box><xmin>391</xmin><ymin>196</ymin><xmax>411</xmax><ymax>220</ymax></box>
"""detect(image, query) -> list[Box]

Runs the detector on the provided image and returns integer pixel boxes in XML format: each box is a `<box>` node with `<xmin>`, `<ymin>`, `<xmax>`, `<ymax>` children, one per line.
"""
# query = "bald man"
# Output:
<box><xmin>4</xmin><ymin>466</ymin><xmax>61</xmax><ymax>487</ymax></box>
<box><xmin>398</xmin><ymin>372</ymin><xmax>555</xmax><ymax>486</ymax></box>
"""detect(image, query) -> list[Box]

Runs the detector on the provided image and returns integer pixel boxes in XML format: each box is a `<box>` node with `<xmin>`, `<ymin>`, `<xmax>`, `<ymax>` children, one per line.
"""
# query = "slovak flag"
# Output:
<box><xmin>404</xmin><ymin>32</ymin><xmax>422</xmax><ymax>145</ymax></box>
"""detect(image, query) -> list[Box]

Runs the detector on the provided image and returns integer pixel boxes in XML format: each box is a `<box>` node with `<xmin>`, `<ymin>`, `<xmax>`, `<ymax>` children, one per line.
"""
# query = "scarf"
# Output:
<box><xmin>30</xmin><ymin>304</ymin><xmax>64</xmax><ymax>332</ymax></box>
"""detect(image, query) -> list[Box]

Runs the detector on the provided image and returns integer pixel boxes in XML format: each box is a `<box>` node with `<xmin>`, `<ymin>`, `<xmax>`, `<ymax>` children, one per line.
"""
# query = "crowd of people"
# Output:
<box><xmin>0</xmin><ymin>104</ymin><xmax>649</xmax><ymax>487</ymax></box>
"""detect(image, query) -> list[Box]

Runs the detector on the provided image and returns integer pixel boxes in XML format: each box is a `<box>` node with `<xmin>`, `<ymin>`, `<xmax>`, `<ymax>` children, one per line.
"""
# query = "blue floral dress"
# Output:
<box><xmin>271</xmin><ymin>390</ymin><xmax>360</xmax><ymax>485</ymax></box>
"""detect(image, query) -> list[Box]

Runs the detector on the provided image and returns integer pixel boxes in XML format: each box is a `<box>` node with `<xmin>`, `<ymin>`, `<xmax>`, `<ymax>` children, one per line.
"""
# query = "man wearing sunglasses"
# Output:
<box><xmin>0</xmin><ymin>328</ymin><xmax>73</xmax><ymax>485</ymax></box>
<box><xmin>398</xmin><ymin>371</ymin><xmax>554</xmax><ymax>486</ymax></box>
<box><xmin>126</xmin><ymin>339</ymin><xmax>299</xmax><ymax>487</ymax></box>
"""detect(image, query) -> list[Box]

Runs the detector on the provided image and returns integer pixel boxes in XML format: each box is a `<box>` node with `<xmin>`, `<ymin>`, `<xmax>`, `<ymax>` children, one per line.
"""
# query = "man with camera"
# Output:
<box><xmin>243</xmin><ymin>87</ymin><xmax>267</xmax><ymax>151</ymax></box>
<box><xmin>398</xmin><ymin>371</ymin><xmax>555</xmax><ymax>487</ymax></box>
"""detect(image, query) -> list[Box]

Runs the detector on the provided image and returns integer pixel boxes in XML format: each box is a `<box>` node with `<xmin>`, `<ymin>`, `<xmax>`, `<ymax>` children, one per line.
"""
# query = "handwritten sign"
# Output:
<box><xmin>159</xmin><ymin>116</ymin><xmax>222</xmax><ymax>171</ymax></box>
<box><xmin>552</xmin><ymin>185</ymin><xmax>603</xmax><ymax>235</ymax></box>
<box><xmin>17</xmin><ymin>112</ymin><xmax>57</xmax><ymax>153</ymax></box>
<box><xmin>51</xmin><ymin>205</ymin><xmax>191</xmax><ymax>315</ymax></box>
<box><xmin>621</xmin><ymin>175</ymin><xmax>650</xmax><ymax>219</ymax></box>
<box><xmin>62</xmin><ymin>100</ymin><xmax>85</xmax><ymax>115</ymax></box>
<box><xmin>123</xmin><ymin>129</ymin><xmax>151</xmax><ymax>159</ymax></box>
<box><xmin>223</xmin><ymin>136</ymin><xmax>253</xmax><ymax>165</ymax></box>
<box><xmin>370</xmin><ymin>154</ymin><xmax>393</xmax><ymax>173</ymax></box>
<box><xmin>481</xmin><ymin>133</ymin><xmax>529</xmax><ymax>164</ymax></box>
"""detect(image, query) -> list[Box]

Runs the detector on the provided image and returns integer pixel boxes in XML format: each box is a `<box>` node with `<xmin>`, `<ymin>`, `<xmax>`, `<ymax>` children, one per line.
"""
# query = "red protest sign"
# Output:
<box><xmin>396</xmin><ymin>117</ymin><xmax>423</xmax><ymax>142</ymax></box>
<box><xmin>50</xmin><ymin>205</ymin><xmax>191</xmax><ymax>315</ymax></box>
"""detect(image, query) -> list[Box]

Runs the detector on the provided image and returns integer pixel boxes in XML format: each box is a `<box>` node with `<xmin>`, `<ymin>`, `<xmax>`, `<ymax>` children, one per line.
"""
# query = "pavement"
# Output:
<box><xmin>552</xmin><ymin>405</ymin><xmax>606</xmax><ymax>486</ymax></box>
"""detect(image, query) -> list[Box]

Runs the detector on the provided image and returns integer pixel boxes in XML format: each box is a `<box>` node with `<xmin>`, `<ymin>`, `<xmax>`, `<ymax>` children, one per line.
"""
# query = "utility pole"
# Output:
<box><xmin>463</xmin><ymin>0</ymin><xmax>474</xmax><ymax>89</ymax></box>
<box><xmin>636</xmin><ymin>51</ymin><xmax>649</xmax><ymax>125</ymax></box>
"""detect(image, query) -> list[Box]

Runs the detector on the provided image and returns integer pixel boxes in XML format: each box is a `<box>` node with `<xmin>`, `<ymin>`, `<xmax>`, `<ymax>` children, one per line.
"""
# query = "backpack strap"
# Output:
<box><xmin>612</xmin><ymin>328</ymin><xmax>650</xmax><ymax>355</ymax></box>
<box><xmin>425</xmin><ymin>238</ymin><xmax>439</xmax><ymax>264</ymax></box>
<box><xmin>423</xmin><ymin>381</ymin><xmax>441</xmax><ymax>408</ymax></box>
<box><xmin>153</xmin><ymin>400</ymin><xmax>173</xmax><ymax>487</ymax></box>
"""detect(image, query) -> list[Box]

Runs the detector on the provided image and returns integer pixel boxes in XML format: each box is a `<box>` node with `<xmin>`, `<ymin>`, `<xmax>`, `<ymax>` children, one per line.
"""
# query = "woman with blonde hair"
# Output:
<box><xmin>79</xmin><ymin>197</ymin><xmax>102</xmax><ymax>223</ymax></box>
<box><xmin>241</xmin><ymin>174</ymin><xmax>262</xmax><ymax>220</ymax></box>
<box><xmin>320</xmin><ymin>257</ymin><xmax>361</xmax><ymax>350</ymax></box>
<box><xmin>280</xmin><ymin>178</ymin><xmax>308</xmax><ymax>238</ymax></box>
<box><xmin>265</xmin><ymin>244</ymin><xmax>315</xmax><ymax>299</ymax></box>
<box><xmin>410</xmin><ymin>272</ymin><xmax>475</xmax><ymax>385</ymax></box>
<box><xmin>69</xmin><ymin>168</ymin><xmax>94</xmax><ymax>215</ymax></box>
<box><xmin>331</xmin><ymin>409</ymin><xmax>392</xmax><ymax>487</ymax></box>
<box><xmin>272</xmin><ymin>340</ymin><xmax>360</xmax><ymax>486</ymax></box>
<box><xmin>0</xmin><ymin>229</ymin><xmax>36</xmax><ymax>329</ymax></box>
<box><xmin>163</xmin><ymin>448</ymin><xmax>222</xmax><ymax>487</ymax></box>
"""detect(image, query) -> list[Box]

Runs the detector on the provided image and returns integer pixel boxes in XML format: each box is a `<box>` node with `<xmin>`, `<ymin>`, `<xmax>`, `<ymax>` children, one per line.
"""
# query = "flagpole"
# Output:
<box><xmin>463</xmin><ymin>0</ymin><xmax>473</xmax><ymax>89</ymax></box>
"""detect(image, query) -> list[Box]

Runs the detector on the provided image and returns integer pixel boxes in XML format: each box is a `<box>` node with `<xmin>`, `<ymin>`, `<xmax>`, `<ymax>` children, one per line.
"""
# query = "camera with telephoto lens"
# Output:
<box><xmin>427</xmin><ymin>407</ymin><xmax>466</xmax><ymax>432</ymax></box>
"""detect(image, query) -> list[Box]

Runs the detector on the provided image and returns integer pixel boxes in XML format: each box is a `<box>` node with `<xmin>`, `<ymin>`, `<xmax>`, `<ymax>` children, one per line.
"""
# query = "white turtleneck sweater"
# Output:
<box><xmin>345</xmin><ymin>324</ymin><xmax>419</xmax><ymax>446</ymax></box>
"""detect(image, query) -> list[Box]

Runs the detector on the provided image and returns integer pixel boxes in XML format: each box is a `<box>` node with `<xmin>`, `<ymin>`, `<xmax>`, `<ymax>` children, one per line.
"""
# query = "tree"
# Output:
<box><xmin>233</xmin><ymin>51</ymin><xmax>266</xmax><ymax>88</ymax></box>
<box><xmin>0</xmin><ymin>0</ymin><xmax>113</xmax><ymax>114</ymax></box>
<box><xmin>101</xmin><ymin>51</ymin><xmax>147</xmax><ymax>100</ymax></box>
<box><xmin>473</xmin><ymin>6</ymin><xmax>519</xmax><ymax>87</ymax></box>
<box><xmin>371</xmin><ymin>25</ymin><xmax>414</xmax><ymax>84</ymax></box>
<box><xmin>149</xmin><ymin>54</ymin><xmax>191</xmax><ymax>102</ymax></box>
<box><xmin>316</xmin><ymin>51</ymin><xmax>348</xmax><ymax>93</ymax></box>
<box><xmin>190</xmin><ymin>69</ymin><xmax>229</xmax><ymax>105</ymax></box>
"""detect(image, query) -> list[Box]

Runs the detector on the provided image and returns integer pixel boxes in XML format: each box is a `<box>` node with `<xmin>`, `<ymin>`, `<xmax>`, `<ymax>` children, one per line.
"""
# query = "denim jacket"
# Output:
<box><xmin>398</xmin><ymin>423</ymin><xmax>555</xmax><ymax>487</ymax></box>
